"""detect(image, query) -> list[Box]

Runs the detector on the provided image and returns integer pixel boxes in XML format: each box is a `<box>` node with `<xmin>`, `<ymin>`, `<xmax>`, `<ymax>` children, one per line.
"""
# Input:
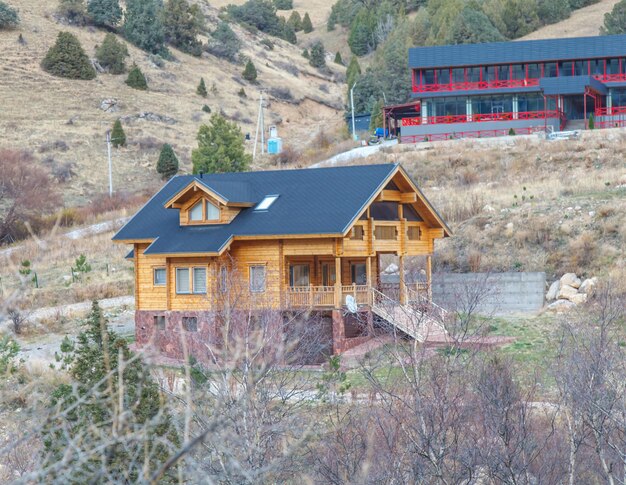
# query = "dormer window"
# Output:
<box><xmin>189</xmin><ymin>201</ymin><xmax>203</xmax><ymax>221</ymax></box>
<box><xmin>206</xmin><ymin>200</ymin><xmax>219</xmax><ymax>221</ymax></box>
<box><xmin>255</xmin><ymin>195</ymin><xmax>279</xmax><ymax>211</ymax></box>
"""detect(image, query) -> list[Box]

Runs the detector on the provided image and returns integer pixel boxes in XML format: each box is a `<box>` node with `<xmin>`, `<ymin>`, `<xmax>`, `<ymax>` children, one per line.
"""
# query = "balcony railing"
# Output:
<box><xmin>413</xmin><ymin>78</ymin><xmax>540</xmax><ymax>93</ymax></box>
<box><xmin>595</xmin><ymin>105</ymin><xmax>626</xmax><ymax>116</ymax></box>
<box><xmin>400</xmin><ymin>126</ymin><xmax>544</xmax><ymax>144</ymax></box>
<box><xmin>401</xmin><ymin>110</ymin><xmax>562</xmax><ymax>127</ymax></box>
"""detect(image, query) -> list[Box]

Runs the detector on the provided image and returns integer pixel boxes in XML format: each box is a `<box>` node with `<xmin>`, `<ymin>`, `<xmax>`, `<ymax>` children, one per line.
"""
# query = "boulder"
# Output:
<box><xmin>558</xmin><ymin>284</ymin><xmax>579</xmax><ymax>301</ymax></box>
<box><xmin>570</xmin><ymin>293</ymin><xmax>588</xmax><ymax>305</ymax></box>
<box><xmin>99</xmin><ymin>98</ymin><xmax>119</xmax><ymax>113</ymax></box>
<box><xmin>546</xmin><ymin>280</ymin><xmax>560</xmax><ymax>301</ymax></box>
<box><xmin>546</xmin><ymin>299</ymin><xmax>576</xmax><ymax>313</ymax></box>
<box><xmin>560</xmin><ymin>273</ymin><xmax>581</xmax><ymax>289</ymax></box>
<box><xmin>579</xmin><ymin>277</ymin><xmax>598</xmax><ymax>294</ymax></box>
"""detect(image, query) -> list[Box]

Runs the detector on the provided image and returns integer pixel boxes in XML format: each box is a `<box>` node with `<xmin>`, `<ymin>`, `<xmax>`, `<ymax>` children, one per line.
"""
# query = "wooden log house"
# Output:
<box><xmin>113</xmin><ymin>163</ymin><xmax>451</xmax><ymax>362</ymax></box>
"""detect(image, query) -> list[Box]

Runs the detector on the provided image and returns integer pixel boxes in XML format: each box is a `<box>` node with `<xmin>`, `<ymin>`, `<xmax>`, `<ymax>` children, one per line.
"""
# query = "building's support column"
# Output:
<box><xmin>426</xmin><ymin>255</ymin><xmax>433</xmax><ymax>301</ymax></box>
<box><xmin>466</xmin><ymin>97</ymin><xmax>472</xmax><ymax>122</ymax></box>
<box><xmin>399</xmin><ymin>254</ymin><xmax>406</xmax><ymax>305</ymax></box>
<box><xmin>332</xmin><ymin>309</ymin><xmax>345</xmax><ymax>355</ymax></box>
<box><xmin>512</xmin><ymin>94</ymin><xmax>519</xmax><ymax>120</ymax></box>
<box><xmin>334</xmin><ymin>256</ymin><xmax>342</xmax><ymax>309</ymax></box>
<box><xmin>366</xmin><ymin>255</ymin><xmax>372</xmax><ymax>306</ymax></box>
<box><xmin>607</xmin><ymin>89</ymin><xmax>613</xmax><ymax>114</ymax></box>
<box><xmin>421</xmin><ymin>101</ymin><xmax>428</xmax><ymax>125</ymax></box>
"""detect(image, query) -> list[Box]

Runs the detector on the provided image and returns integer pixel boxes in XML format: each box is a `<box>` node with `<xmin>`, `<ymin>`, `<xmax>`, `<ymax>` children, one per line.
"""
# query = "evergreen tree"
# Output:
<box><xmin>446</xmin><ymin>8</ymin><xmax>505</xmax><ymax>44</ymax></box>
<box><xmin>110</xmin><ymin>119</ymin><xmax>126</xmax><ymax>147</ymax></box>
<box><xmin>287</xmin><ymin>11</ymin><xmax>302</xmax><ymax>31</ymax></box>
<box><xmin>273</xmin><ymin>0</ymin><xmax>293</xmax><ymax>9</ymax></box>
<box><xmin>123</xmin><ymin>0</ymin><xmax>166</xmax><ymax>55</ymax></box>
<box><xmin>57</xmin><ymin>0</ymin><xmax>88</xmax><ymax>25</ymax></box>
<box><xmin>334</xmin><ymin>51</ymin><xmax>343</xmax><ymax>65</ymax></box>
<box><xmin>157</xmin><ymin>143</ymin><xmax>179</xmax><ymax>179</ymax></box>
<box><xmin>42</xmin><ymin>31</ymin><xmax>96</xmax><ymax>80</ymax></box>
<box><xmin>163</xmin><ymin>0</ymin><xmax>204</xmax><ymax>56</ymax></box>
<box><xmin>243</xmin><ymin>59</ymin><xmax>257</xmax><ymax>81</ymax></box>
<box><xmin>125</xmin><ymin>63</ymin><xmax>148</xmax><ymax>90</ymax></box>
<box><xmin>0</xmin><ymin>1</ymin><xmax>19</xmax><ymax>29</ymax></box>
<box><xmin>346</xmin><ymin>56</ymin><xmax>361</xmax><ymax>89</ymax></box>
<box><xmin>87</xmin><ymin>0</ymin><xmax>122</xmax><ymax>28</ymax></box>
<box><xmin>192</xmin><ymin>114</ymin><xmax>251</xmax><ymax>174</ymax></box>
<box><xmin>369</xmin><ymin>98</ymin><xmax>383</xmax><ymax>131</ymax></box>
<box><xmin>501</xmin><ymin>0</ymin><xmax>540</xmax><ymax>39</ymax></box>
<box><xmin>302</xmin><ymin>12</ymin><xmax>313</xmax><ymax>33</ymax></box>
<box><xmin>348</xmin><ymin>8</ymin><xmax>375</xmax><ymax>56</ymax></box>
<box><xmin>302</xmin><ymin>48</ymin><xmax>309</xmax><ymax>58</ymax></box>
<box><xmin>588</xmin><ymin>113</ymin><xmax>595</xmax><ymax>129</ymax></box>
<box><xmin>41</xmin><ymin>301</ymin><xmax>179</xmax><ymax>483</ymax></box>
<box><xmin>95</xmin><ymin>33</ymin><xmax>128</xmax><ymax>74</ymax></box>
<box><xmin>537</xmin><ymin>0</ymin><xmax>571</xmax><ymax>25</ymax></box>
<box><xmin>283</xmin><ymin>23</ymin><xmax>297</xmax><ymax>43</ymax></box>
<box><xmin>602</xmin><ymin>0</ymin><xmax>626</xmax><ymax>34</ymax></box>
<box><xmin>197</xmin><ymin>77</ymin><xmax>208</xmax><ymax>97</ymax></box>
<box><xmin>207</xmin><ymin>21</ymin><xmax>240</xmax><ymax>61</ymax></box>
<box><xmin>309</xmin><ymin>40</ymin><xmax>326</xmax><ymax>68</ymax></box>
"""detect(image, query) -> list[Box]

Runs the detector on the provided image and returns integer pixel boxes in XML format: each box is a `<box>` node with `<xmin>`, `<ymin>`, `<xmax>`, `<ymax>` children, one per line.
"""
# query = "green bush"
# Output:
<box><xmin>87</xmin><ymin>0</ymin><xmax>122</xmax><ymax>27</ymax></box>
<box><xmin>123</xmin><ymin>0</ymin><xmax>166</xmax><ymax>55</ymax></box>
<box><xmin>287</xmin><ymin>11</ymin><xmax>302</xmax><ymax>31</ymax></box>
<box><xmin>369</xmin><ymin>98</ymin><xmax>383</xmax><ymax>131</ymax></box>
<box><xmin>197</xmin><ymin>77</ymin><xmax>207</xmax><ymax>97</ymax></box>
<box><xmin>42</xmin><ymin>31</ymin><xmax>96</xmax><ymax>80</ymax></box>
<box><xmin>273</xmin><ymin>0</ymin><xmax>293</xmax><ymax>9</ymax></box>
<box><xmin>110</xmin><ymin>119</ymin><xmax>126</xmax><ymax>147</ymax></box>
<box><xmin>207</xmin><ymin>21</ymin><xmax>241</xmax><ymax>61</ymax></box>
<box><xmin>157</xmin><ymin>143</ymin><xmax>179</xmax><ymax>179</ymax></box>
<box><xmin>302</xmin><ymin>12</ymin><xmax>313</xmax><ymax>33</ymax></box>
<box><xmin>508</xmin><ymin>128</ymin><xmax>516</xmax><ymax>136</ymax></box>
<box><xmin>301</xmin><ymin>48</ymin><xmax>309</xmax><ymax>59</ymax></box>
<box><xmin>334</xmin><ymin>51</ymin><xmax>343</xmax><ymax>65</ymax></box>
<box><xmin>163</xmin><ymin>0</ymin><xmax>204</xmax><ymax>56</ymax></box>
<box><xmin>0</xmin><ymin>1</ymin><xmax>19</xmax><ymax>29</ymax></box>
<box><xmin>227</xmin><ymin>0</ymin><xmax>292</xmax><ymax>41</ymax></box>
<box><xmin>125</xmin><ymin>63</ymin><xmax>147</xmax><ymax>90</ymax></box>
<box><xmin>602</xmin><ymin>0</ymin><xmax>626</xmax><ymax>34</ymax></box>
<box><xmin>95</xmin><ymin>33</ymin><xmax>128</xmax><ymax>74</ymax></box>
<box><xmin>57</xmin><ymin>0</ymin><xmax>88</xmax><ymax>25</ymax></box>
<box><xmin>202</xmin><ymin>104</ymin><xmax>211</xmax><ymax>113</ymax></box>
<box><xmin>238</xmin><ymin>87</ymin><xmax>247</xmax><ymax>97</ymax></box>
<box><xmin>309</xmin><ymin>40</ymin><xmax>326</xmax><ymax>68</ymax></box>
<box><xmin>588</xmin><ymin>113</ymin><xmax>595</xmax><ymax>129</ymax></box>
<box><xmin>192</xmin><ymin>114</ymin><xmax>251</xmax><ymax>174</ymax></box>
<box><xmin>243</xmin><ymin>59</ymin><xmax>257</xmax><ymax>81</ymax></box>
<box><xmin>283</xmin><ymin>23</ymin><xmax>297</xmax><ymax>43</ymax></box>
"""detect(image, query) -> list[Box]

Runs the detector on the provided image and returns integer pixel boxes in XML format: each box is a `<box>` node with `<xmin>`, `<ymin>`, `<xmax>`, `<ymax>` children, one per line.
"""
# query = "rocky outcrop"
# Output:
<box><xmin>544</xmin><ymin>273</ymin><xmax>597</xmax><ymax>313</ymax></box>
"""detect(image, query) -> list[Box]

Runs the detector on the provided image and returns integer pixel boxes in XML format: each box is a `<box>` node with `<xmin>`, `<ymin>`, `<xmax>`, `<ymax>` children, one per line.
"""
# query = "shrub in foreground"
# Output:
<box><xmin>42</xmin><ymin>31</ymin><xmax>96</xmax><ymax>80</ymax></box>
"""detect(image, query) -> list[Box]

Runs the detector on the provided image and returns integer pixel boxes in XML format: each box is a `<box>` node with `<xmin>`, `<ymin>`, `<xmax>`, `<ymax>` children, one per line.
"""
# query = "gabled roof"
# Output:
<box><xmin>165</xmin><ymin>178</ymin><xmax>256</xmax><ymax>208</ymax></box>
<box><xmin>113</xmin><ymin>163</ymin><xmax>450</xmax><ymax>255</ymax></box>
<box><xmin>409</xmin><ymin>34</ymin><xmax>626</xmax><ymax>69</ymax></box>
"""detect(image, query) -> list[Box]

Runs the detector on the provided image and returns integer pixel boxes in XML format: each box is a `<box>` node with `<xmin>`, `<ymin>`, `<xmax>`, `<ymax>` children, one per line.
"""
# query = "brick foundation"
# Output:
<box><xmin>332</xmin><ymin>309</ymin><xmax>375</xmax><ymax>354</ymax></box>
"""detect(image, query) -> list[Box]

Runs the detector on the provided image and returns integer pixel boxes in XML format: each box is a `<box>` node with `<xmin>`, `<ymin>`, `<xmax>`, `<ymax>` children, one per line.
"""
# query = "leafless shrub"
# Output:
<box><xmin>7</xmin><ymin>308</ymin><xmax>27</xmax><ymax>335</ymax></box>
<box><xmin>38</xmin><ymin>140</ymin><xmax>69</xmax><ymax>153</ymax></box>
<box><xmin>271</xmin><ymin>146</ymin><xmax>301</xmax><ymax>166</ymax></box>
<box><xmin>274</xmin><ymin>61</ymin><xmax>299</xmax><ymax>77</ymax></box>
<box><xmin>268</xmin><ymin>86</ymin><xmax>294</xmax><ymax>102</ymax></box>
<box><xmin>128</xmin><ymin>136</ymin><xmax>161</xmax><ymax>150</ymax></box>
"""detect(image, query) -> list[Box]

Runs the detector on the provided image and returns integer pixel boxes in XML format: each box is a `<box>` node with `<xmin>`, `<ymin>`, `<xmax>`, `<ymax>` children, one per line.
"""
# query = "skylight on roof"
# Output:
<box><xmin>254</xmin><ymin>195</ymin><xmax>279</xmax><ymax>211</ymax></box>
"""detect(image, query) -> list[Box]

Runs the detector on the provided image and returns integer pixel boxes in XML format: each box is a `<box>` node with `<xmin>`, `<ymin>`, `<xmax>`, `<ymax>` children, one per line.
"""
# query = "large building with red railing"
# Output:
<box><xmin>385</xmin><ymin>34</ymin><xmax>626</xmax><ymax>143</ymax></box>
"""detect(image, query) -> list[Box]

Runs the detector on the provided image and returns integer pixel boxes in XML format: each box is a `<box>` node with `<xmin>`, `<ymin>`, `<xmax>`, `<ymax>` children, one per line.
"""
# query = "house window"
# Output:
<box><xmin>254</xmin><ymin>195</ymin><xmax>279</xmax><ymax>211</ymax></box>
<box><xmin>375</xmin><ymin>225</ymin><xmax>397</xmax><ymax>240</ymax></box>
<box><xmin>544</xmin><ymin>62</ymin><xmax>558</xmax><ymax>77</ymax></box>
<box><xmin>176</xmin><ymin>268</ymin><xmax>191</xmax><ymax>294</ymax></box>
<box><xmin>351</xmin><ymin>225</ymin><xmax>364</xmax><ymax>240</ymax></box>
<box><xmin>154</xmin><ymin>315</ymin><xmax>166</xmax><ymax>330</ymax></box>
<box><xmin>189</xmin><ymin>201</ymin><xmax>203</xmax><ymax>221</ymax></box>
<box><xmin>527</xmin><ymin>63</ymin><xmax>541</xmax><ymax>79</ymax></box>
<box><xmin>182</xmin><ymin>316</ymin><xmax>197</xmax><ymax>332</ymax></box>
<box><xmin>403</xmin><ymin>204</ymin><xmax>422</xmax><ymax>221</ymax></box>
<box><xmin>289</xmin><ymin>264</ymin><xmax>309</xmax><ymax>287</ymax></box>
<box><xmin>321</xmin><ymin>263</ymin><xmax>336</xmax><ymax>286</ymax></box>
<box><xmin>206</xmin><ymin>201</ymin><xmax>219</xmax><ymax>221</ymax></box>
<box><xmin>511</xmin><ymin>64</ymin><xmax>525</xmax><ymax>80</ymax></box>
<box><xmin>250</xmin><ymin>265</ymin><xmax>266</xmax><ymax>292</ymax></box>
<box><xmin>351</xmin><ymin>263</ymin><xmax>367</xmax><ymax>285</ymax></box>
<box><xmin>193</xmin><ymin>267</ymin><xmax>207</xmax><ymax>294</ymax></box>
<box><xmin>573</xmin><ymin>60</ymin><xmax>585</xmax><ymax>76</ymax></box>
<box><xmin>153</xmin><ymin>267</ymin><xmax>166</xmax><ymax>286</ymax></box>
<box><xmin>408</xmin><ymin>226</ymin><xmax>421</xmax><ymax>241</ymax></box>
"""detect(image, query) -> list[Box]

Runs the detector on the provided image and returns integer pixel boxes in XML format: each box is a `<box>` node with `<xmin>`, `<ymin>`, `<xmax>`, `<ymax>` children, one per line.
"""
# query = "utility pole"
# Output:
<box><xmin>350</xmin><ymin>82</ymin><xmax>357</xmax><ymax>141</ymax></box>
<box><xmin>253</xmin><ymin>91</ymin><xmax>265</xmax><ymax>160</ymax></box>
<box><xmin>106</xmin><ymin>130</ymin><xmax>113</xmax><ymax>197</ymax></box>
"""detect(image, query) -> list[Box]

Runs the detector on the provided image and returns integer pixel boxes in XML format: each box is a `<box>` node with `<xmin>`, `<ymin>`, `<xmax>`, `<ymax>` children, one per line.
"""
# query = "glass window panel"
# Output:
<box><xmin>193</xmin><ymin>267</ymin><xmax>206</xmax><ymax>294</ymax></box>
<box><xmin>452</xmin><ymin>68</ymin><xmax>465</xmax><ymax>83</ymax></box>
<box><xmin>591</xmin><ymin>59</ymin><xmax>604</xmax><ymax>76</ymax></box>
<box><xmin>206</xmin><ymin>201</ymin><xmax>219</xmax><ymax>220</ymax></box>
<box><xmin>437</xmin><ymin>68</ymin><xmax>450</xmax><ymax>84</ymax></box>
<box><xmin>483</xmin><ymin>66</ymin><xmax>496</xmax><ymax>81</ymax></box>
<box><xmin>370</xmin><ymin>202</ymin><xmax>399</xmax><ymax>220</ymax></box>
<box><xmin>154</xmin><ymin>315</ymin><xmax>166</xmax><ymax>330</ymax></box>
<box><xmin>351</xmin><ymin>263</ymin><xmax>367</xmax><ymax>285</ymax></box>
<box><xmin>250</xmin><ymin>265</ymin><xmax>266</xmax><ymax>292</ymax></box>
<box><xmin>607</xmin><ymin>58</ymin><xmax>619</xmax><ymax>74</ymax></box>
<box><xmin>527</xmin><ymin>63</ymin><xmax>541</xmax><ymax>79</ymax></box>
<box><xmin>512</xmin><ymin>64</ymin><xmax>525</xmax><ymax>79</ymax></box>
<box><xmin>561</xmin><ymin>61</ymin><xmax>573</xmax><ymax>76</ymax></box>
<box><xmin>182</xmin><ymin>317</ymin><xmax>197</xmax><ymax>332</ymax></box>
<box><xmin>497</xmin><ymin>65</ymin><xmax>509</xmax><ymax>80</ymax></box>
<box><xmin>424</xmin><ymin>70</ymin><xmax>435</xmax><ymax>84</ymax></box>
<box><xmin>154</xmin><ymin>268</ymin><xmax>166</xmax><ymax>286</ymax></box>
<box><xmin>289</xmin><ymin>264</ymin><xmax>309</xmax><ymax>287</ymax></box>
<box><xmin>544</xmin><ymin>62</ymin><xmax>557</xmax><ymax>77</ymax></box>
<box><xmin>176</xmin><ymin>268</ymin><xmax>190</xmax><ymax>294</ymax></box>
<box><xmin>321</xmin><ymin>263</ymin><xmax>336</xmax><ymax>286</ymax></box>
<box><xmin>467</xmin><ymin>67</ymin><xmax>481</xmax><ymax>82</ymax></box>
<box><xmin>403</xmin><ymin>204</ymin><xmax>422</xmax><ymax>221</ymax></box>
<box><xmin>255</xmin><ymin>195</ymin><xmax>278</xmax><ymax>211</ymax></box>
<box><xmin>189</xmin><ymin>201</ymin><xmax>203</xmax><ymax>221</ymax></box>
<box><xmin>573</xmin><ymin>61</ymin><xmax>586</xmax><ymax>76</ymax></box>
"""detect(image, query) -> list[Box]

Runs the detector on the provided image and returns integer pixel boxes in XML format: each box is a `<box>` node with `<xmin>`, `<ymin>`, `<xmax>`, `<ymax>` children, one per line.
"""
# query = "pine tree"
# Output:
<box><xmin>41</xmin><ymin>31</ymin><xmax>96</xmax><ymax>80</ymax></box>
<box><xmin>157</xmin><ymin>143</ymin><xmax>179</xmax><ymax>179</ymax></box>
<box><xmin>0</xmin><ymin>1</ymin><xmax>19</xmax><ymax>29</ymax></box>
<box><xmin>207</xmin><ymin>21</ymin><xmax>241</xmax><ymax>61</ymax></box>
<box><xmin>192</xmin><ymin>114</ymin><xmax>251</xmax><ymax>174</ymax></box>
<box><xmin>125</xmin><ymin>63</ymin><xmax>148</xmax><ymax>90</ymax></box>
<box><xmin>273</xmin><ymin>0</ymin><xmax>293</xmax><ymax>9</ymax></box>
<box><xmin>243</xmin><ymin>59</ymin><xmax>257</xmax><ymax>81</ymax></box>
<box><xmin>96</xmin><ymin>33</ymin><xmax>128</xmax><ymax>74</ymax></box>
<box><xmin>602</xmin><ymin>0</ymin><xmax>626</xmax><ymax>34</ymax></box>
<box><xmin>348</xmin><ymin>9</ymin><xmax>375</xmax><ymax>56</ymax></box>
<box><xmin>123</xmin><ymin>0</ymin><xmax>166</xmax><ymax>55</ymax></box>
<box><xmin>163</xmin><ymin>0</ymin><xmax>204</xmax><ymax>56</ymax></box>
<box><xmin>87</xmin><ymin>0</ymin><xmax>122</xmax><ymax>28</ymax></box>
<box><xmin>369</xmin><ymin>98</ymin><xmax>383</xmax><ymax>131</ymax></box>
<box><xmin>346</xmin><ymin>56</ymin><xmax>361</xmax><ymax>88</ymax></box>
<box><xmin>334</xmin><ymin>51</ymin><xmax>343</xmax><ymax>65</ymax></box>
<box><xmin>110</xmin><ymin>119</ymin><xmax>126</xmax><ymax>147</ymax></box>
<box><xmin>287</xmin><ymin>11</ymin><xmax>302</xmax><ymax>31</ymax></box>
<box><xmin>41</xmin><ymin>301</ymin><xmax>179</xmax><ymax>483</ymax></box>
<box><xmin>197</xmin><ymin>77</ymin><xmax>207</xmax><ymax>97</ymax></box>
<box><xmin>302</xmin><ymin>12</ymin><xmax>313</xmax><ymax>33</ymax></box>
<box><xmin>309</xmin><ymin>40</ymin><xmax>326</xmax><ymax>68</ymax></box>
<box><xmin>301</xmin><ymin>48</ymin><xmax>309</xmax><ymax>59</ymax></box>
<box><xmin>588</xmin><ymin>113</ymin><xmax>595</xmax><ymax>129</ymax></box>
<box><xmin>57</xmin><ymin>0</ymin><xmax>88</xmax><ymax>25</ymax></box>
<box><xmin>283</xmin><ymin>23</ymin><xmax>297</xmax><ymax>44</ymax></box>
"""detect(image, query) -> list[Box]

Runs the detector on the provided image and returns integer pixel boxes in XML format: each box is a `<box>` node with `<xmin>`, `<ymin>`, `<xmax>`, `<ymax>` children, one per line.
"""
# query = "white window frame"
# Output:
<box><xmin>249</xmin><ymin>265</ymin><xmax>266</xmax><ymax>293</ymax></box>
<box><xmin>206</xmin><ymin>200</ymin><xmax>220</xmax><ymax>221</ymax></box>
<box><xmin>153</xmin><ymin>267</ymin><xmax>166</xmax><ymax>286</ymax></box>
<box><xmin>192</xmin><ymin>267</ymin><xmax>207</xmax><ymax>294</ymax></box>
<box><xmin>176</xmin><ymin>268</ymin><xmax>191</xmax><ymax>294</ymax></box>
<box><xmin>189</xmin><ymin>200</ymin><xmax>203</xmax><ymax>222</ymax></box>
<box><xmin>254</xmin><ymin>195</ymin><xmax>279</xmax><ymax>211</ymax></box>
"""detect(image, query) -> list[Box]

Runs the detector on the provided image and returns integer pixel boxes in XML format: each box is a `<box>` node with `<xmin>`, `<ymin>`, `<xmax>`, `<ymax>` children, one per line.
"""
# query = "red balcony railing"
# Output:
<box><xmin>400</xmin><ymin>126</ymin><xmax>544</xmax><ymax>144</ymax></box>
<box><xmin>595</xmin><ymin>106</ymin><xmax>626</xmax><ymax>116</ymax></box>
<box><xmin>413</xmin><ymin>78</ymin><xmax>540</xmax><ymax>93</ymax></box>
<box><xmin>401</xmin><ymin>110</ymin><xmax>562</xmax><ymax>127</ymax></box>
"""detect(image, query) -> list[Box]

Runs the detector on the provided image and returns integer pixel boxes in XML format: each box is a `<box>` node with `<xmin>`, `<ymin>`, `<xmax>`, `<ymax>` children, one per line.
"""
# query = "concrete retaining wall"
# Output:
<box><xmin>401</xmin><ymin>118</ymin><xmax>560</xmax><ymax>137</ymax></box>
<box><xmin>431</xmin><ymin>272</ymin><xmax>546</xmax><ymax>315</ymax></box>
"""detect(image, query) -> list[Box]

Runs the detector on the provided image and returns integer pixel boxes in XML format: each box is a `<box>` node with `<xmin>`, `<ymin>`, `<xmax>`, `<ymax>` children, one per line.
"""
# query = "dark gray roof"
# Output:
<box><xmin>409</xmin><ymin>34</ymin><xmax>626</xmax><ymax>69</ymax></box>
<box><xmin>113</xmin><ymin>164</ymin><xmax>399</xmax><ymax>255</ymax></box>
<box><xmin>539</xmin><ymin>76</ymin><xmax>608</xmax><ymax>95</ymax></box>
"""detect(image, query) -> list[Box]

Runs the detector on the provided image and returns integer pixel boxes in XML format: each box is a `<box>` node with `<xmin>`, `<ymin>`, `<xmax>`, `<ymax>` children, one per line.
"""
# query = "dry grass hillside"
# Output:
<box><xmin>0</xmin><ymin>0</ymin><xmax>346</xmax><ymax>206</ymax></box>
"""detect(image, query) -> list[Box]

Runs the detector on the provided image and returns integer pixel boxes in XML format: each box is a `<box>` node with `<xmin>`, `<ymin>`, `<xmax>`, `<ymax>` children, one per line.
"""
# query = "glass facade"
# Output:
<box><xmin>611</xmin><ymin>88</ymin><xmax>626</xmax><ymax>107</ymax></box>
<box><xmin>471</xmin><ymin>95</ymin><xmax>513</xmax><ymax>115</ymax></box>
<box><xmin>428</xmin><ymin>97</ymin><xmax>467</xmax><ymax>117</ymax></box>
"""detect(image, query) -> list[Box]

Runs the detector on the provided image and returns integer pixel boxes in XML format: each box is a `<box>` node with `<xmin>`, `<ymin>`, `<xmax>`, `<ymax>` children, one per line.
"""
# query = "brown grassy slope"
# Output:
<box><xmin>0</xmin><ymin>0</ymin><xmax>345</xmax><ymax>206</ymax></box>
<box><xmin>520</xmin><ymin>0</ymin><xmax>619</xmax><ymax>39</ymax></box>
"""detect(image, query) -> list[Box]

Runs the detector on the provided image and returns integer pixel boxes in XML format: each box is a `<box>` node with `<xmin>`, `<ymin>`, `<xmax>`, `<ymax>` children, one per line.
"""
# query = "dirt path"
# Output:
<box><xmin>520</xmin><ymin>0</ymin><xmax>619</xmax><ymax>39</ymax></box>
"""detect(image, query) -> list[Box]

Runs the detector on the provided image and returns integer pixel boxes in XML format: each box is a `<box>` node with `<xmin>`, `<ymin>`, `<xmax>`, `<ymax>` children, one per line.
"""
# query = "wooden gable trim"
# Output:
<box><xmin>165</xmin><ymin>180</ymin><xmax>230</xmax><ymax>208</ymax></box>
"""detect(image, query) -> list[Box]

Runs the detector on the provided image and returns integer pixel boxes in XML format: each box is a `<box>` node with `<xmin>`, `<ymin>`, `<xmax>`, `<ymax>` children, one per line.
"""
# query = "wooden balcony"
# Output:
<box><xmin>342</xmin><ymin>220</ymin><xmax>428</xmax><ymax>256</ymax></box>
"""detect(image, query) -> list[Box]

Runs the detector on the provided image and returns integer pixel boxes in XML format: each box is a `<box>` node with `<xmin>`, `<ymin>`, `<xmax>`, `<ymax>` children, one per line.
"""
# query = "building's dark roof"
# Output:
<box><xmin>409</xmin><ymin>34</ymin><xmax>626</xmax><ymax>69</ymax></box>
<box><xmin>539</xmin><ymin>75</ymin><xmax>608</xmax><ymax>95</ymax></box>
<box><xmin>113</xmin><ymin>164</ymin><xmax>402</xmax><ymax>255</ymax></box>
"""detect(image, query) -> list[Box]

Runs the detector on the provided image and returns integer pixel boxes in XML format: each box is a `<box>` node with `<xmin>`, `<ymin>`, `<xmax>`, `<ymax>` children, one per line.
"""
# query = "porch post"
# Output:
<box><xmin>335</xmin><ymin>256</ymin><xmax>342</xmax><ymax>308</ymax></box>
<box><xmin>366</xmin><ymin>256</ymin><xmax>372</xmax><ymax>306</ymax></box>
<box><xmin>399</xmin><ymin>254</ymin><xmax>406</xmax><ymax>305</ymax></box>
<box><xmin>426</xmin><ymin>255</ymin><xmax>432</xmax><ymax>301</ymax></box>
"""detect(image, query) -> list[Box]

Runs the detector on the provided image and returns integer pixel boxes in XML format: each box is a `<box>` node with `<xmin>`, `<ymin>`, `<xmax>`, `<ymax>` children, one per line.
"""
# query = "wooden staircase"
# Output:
<box><xmin>371</xmin><ymin>288</ymin><xmax>448</xmax><ymax>342</ymax></box>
